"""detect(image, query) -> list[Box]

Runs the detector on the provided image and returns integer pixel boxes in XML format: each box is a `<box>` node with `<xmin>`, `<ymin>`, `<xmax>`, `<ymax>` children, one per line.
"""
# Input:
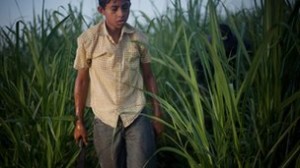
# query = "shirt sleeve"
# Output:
<box><xmin>137</xmin><ymin>32</ymin><xmax>151</xmax><ymax>63</ymax></box>
<box><xmin>73</xmin><ymin>37</ymin><xmax>89</xmax><ymax>69</ymax></box>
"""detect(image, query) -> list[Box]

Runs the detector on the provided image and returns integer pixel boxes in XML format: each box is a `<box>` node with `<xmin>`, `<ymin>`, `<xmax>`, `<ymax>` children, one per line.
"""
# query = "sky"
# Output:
<box><xmin>0</xmin><ymin>0</ymin><xmax>256</xmax><ymax>27</ymax></box>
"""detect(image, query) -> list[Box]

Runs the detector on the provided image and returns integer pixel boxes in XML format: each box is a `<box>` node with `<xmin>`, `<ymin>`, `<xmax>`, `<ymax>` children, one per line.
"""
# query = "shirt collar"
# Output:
<box><xmin>99</xmin><ymin>20</ymin><xmax>135</xmax><ymax>37</ymax></box>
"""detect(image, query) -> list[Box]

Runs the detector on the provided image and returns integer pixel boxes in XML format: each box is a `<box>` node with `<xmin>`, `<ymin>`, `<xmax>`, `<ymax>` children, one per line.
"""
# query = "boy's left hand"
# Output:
<box><xmin>152</xmin><ymin>120</ymin><xmax>164</xmax><ymax>137</ymax></box>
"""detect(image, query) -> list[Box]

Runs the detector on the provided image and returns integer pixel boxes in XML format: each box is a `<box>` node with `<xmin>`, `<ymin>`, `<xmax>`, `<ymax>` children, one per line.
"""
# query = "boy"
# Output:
<box><xmin>73</xmin><ymin>0</ymin><xmax>163</xmax><ymax>167</ymax></box>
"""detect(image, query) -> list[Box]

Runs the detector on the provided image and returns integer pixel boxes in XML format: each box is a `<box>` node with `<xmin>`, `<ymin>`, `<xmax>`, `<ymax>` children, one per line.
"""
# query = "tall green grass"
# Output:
<box><xmin>0</xmin><ymin>2</ymin><xmax>97</xmax><ymax>167</ymax></box>
<box><xmin>0</xmin><ymin>0</ymin><xmax>299</xmax><ymax>167</ymax></box>
<box><xmin>144</xmin><ymin>0</ymin><xmax>300</xmax><ymax>167</ymax></box>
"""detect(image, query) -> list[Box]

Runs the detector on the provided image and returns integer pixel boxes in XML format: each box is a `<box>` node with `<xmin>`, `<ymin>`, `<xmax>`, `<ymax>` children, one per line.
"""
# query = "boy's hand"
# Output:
<box><xmin>74</xmin><ymin>121</ymin><xmax>88</xmax><ymax>146</ymax></box>
<box><xmin>152</xmin><ymin>120</ymin><xmax>164</xmax><ymax>138</ymax></box>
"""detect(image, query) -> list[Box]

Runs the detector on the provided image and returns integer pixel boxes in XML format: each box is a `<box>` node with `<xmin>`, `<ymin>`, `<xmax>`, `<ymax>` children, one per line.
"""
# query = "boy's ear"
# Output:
<box><xmin>97</xmin><ymin>6</ymin><xmax>104</xmax><ymax>14</ymax></box>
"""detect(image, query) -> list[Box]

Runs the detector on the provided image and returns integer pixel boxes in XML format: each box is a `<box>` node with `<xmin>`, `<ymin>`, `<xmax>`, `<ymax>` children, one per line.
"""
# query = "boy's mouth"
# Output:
<box><xmin>117</xmin><ymin>19</ymin><xmax>125</xmax><ymax>25</ymax></box>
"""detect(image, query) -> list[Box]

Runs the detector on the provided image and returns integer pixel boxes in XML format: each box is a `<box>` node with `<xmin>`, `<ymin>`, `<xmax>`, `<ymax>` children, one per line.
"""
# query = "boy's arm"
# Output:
<box><xmin>141</xmin><ymin>62</ymin><xmax>164</xmax><ymax>136</ymax></box>
<box><xmin>74</xmin><ymin>68</ymin><xmax>89</xmax><ymax>145</ymax></box>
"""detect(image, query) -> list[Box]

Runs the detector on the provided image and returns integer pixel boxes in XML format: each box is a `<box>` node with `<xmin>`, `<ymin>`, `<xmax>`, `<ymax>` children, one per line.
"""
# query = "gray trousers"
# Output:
<box><xmin>93</xmin><ymin>110</ymin><xmax>157</xmax><ymax>168</ymax></box>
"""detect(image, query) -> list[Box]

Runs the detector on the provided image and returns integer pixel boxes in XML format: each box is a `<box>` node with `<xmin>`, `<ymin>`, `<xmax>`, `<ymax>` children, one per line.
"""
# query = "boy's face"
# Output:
<box><xmin>98</xmin><ymin>0</ymin><xmax>131</xmax><ymax>30</ymax></box>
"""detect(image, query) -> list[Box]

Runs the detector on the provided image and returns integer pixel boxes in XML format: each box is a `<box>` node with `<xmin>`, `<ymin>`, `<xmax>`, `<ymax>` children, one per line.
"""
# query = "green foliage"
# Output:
<box><xmin>0</xmin><ymin>0</ymin><xmax>299</xmax><ymax>167</ymax></box>
<box><xmin>0</xmin><ymin>2</ymin><xmax>97</xmax><ymax>167</ymax></box>
<box><xmin>145</xmin><ymin>0</ymin><xmax>300</xmax><ymax>167</ymax></box>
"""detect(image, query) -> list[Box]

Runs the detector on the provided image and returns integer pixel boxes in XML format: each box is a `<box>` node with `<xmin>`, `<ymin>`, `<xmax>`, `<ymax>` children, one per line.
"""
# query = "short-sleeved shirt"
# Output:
<box><xmin>74</xmin><ymin>21</ymin><xmax>151</xmax><ymax>128</ymax></box>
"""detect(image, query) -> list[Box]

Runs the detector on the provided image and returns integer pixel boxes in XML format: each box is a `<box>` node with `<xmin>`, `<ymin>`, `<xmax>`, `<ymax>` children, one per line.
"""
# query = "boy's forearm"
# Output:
<box><xmin>74</xmin><ymin>93</ymin><xmax>88</xmax><ymax>123</ymax></box>
<box><xmin>152</xmin><ymin>99</ymin><xmax>162</xmax><ymax>117</ymax></box>
<box><xmin>141</xmin><ymin>62</ymin><xmax>162</xmax><ymax>118</ymax></box>
<box><xmin>74</xmin><ymin>70</ymin><xmax>90</xmax><ymax>123</ymax></box>
<box><xmin>74</xmin><ymin>94</ymin><xmax>87</xmax><ymax>121</ymax></box>
<box><xmin>146</xmin><ymin>75</ymin><xmax>162</xmax><ymax>118</ymax></box>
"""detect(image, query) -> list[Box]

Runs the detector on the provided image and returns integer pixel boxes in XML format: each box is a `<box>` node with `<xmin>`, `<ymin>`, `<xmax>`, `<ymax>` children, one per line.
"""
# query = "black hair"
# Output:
<box><xmin>219</xmin><ymin>23</ymin><xmax>232</xmax><ymax>37</ymax></box>
<box><xmin>98</xmin><ymin>0</ymin><xmax>131</xmax><ymax>8</ymax></box>
<box><xmin>98</xmin><ymin>0</ymin><xmax>110</xmax><ymax>8</ymax></box>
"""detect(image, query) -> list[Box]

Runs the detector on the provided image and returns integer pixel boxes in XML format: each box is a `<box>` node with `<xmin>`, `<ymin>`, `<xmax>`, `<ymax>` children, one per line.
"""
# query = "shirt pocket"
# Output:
<box><xmin>90</xmin><ymin>50</ymin><xmax>112</xmax><ymax>70</ymax></box>
<box><xmin>124</xmin><ymin>44</ymin><xmax>140</xmax><ymax>70</ymax></box>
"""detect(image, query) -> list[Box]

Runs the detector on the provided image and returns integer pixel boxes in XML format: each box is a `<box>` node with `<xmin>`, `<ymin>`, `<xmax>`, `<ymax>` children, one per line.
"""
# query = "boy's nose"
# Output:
<box><xmin>117</xmin><ymin>8</ymin><xmax>127</xmax><ymax>17</ymax></box>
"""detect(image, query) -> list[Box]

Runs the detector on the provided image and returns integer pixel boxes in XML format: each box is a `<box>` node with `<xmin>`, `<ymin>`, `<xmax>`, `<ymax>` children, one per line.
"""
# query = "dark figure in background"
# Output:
<box><xmin>219</xmin><ymin>23</ymin><xmax>238</xmax><ymax>59</ymax></box>
<box><xmin>194</xmin><ymin>24</ymin><xmax>253</xmax><ymax>139</ymax></box>
<box><xmin>219</xmin><ymin>23</ymin><xmax>252</xmax><ymax>65</ymax></box>
<box><xmin>196</xmin><ymin>23</ymin><xmax>252</xmax><ymax>89</ymax></box>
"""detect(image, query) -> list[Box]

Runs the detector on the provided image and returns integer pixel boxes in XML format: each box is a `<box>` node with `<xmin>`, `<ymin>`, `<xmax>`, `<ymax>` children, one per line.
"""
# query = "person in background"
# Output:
<box><xmin>73</xmin><ymin>0</ymin><xmax>164</xmax><ymax>167</ymax></box>
<box><xmin>219</xmin><ymin>23</ymin><xmax>252</xmax><ymax>65</ymax></box>
<box><xmin>196</xmin><ymin>23</ymin><xmax>252</xmax><ymax>89</ymax></box>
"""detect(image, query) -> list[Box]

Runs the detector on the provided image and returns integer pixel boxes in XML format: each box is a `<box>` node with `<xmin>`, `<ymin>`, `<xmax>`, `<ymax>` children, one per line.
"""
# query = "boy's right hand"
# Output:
<box><xmin>74</xmin><ymin>121</ymin><xmax>88</xmax><ymax>146</ymax></box>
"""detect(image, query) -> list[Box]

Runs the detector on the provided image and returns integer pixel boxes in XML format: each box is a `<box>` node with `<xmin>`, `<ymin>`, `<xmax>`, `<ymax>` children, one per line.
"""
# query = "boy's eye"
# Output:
<box><xmin>111</xmin><ymin>7</ymin><xmax>118</xmax><ymax>12</ymax></box>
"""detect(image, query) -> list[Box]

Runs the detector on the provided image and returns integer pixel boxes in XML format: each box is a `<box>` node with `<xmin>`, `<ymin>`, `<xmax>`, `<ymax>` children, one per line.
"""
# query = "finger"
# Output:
<box><xmin>78</xmin><ymin>139</ymin><xmax>83</xmax><ymax>148</ymax></box>
<box><xmin>83</xmin><ymin>136</ymin><xmax>88</xmax><ymax>146</ymax></box>
<box><xmin>74</xmin><ymin>134</ymin><xmax>81</xmax><ymax>144</ymax></box>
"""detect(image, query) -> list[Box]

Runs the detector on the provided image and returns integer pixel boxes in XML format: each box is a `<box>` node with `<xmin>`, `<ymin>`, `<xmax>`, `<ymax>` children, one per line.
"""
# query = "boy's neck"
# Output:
<box><xmin>105</xmin><ymin>22</ymin><xmax>122</xmax><ymax>44</ymax></box>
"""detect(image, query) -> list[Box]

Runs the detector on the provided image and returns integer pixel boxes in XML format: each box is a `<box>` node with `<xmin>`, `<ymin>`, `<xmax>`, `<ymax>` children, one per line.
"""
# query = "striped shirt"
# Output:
<box><xmin>74</xmin><ymin>21</ymin><xmax>151</xmax><ymax>128</ymax></box>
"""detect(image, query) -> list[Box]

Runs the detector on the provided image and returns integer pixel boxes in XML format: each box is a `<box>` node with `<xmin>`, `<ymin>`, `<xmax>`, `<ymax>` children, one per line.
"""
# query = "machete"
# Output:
<box><xmin>76</xmin><ymin>140</ymin><xmax>85</xmax><ymax>168</ymax></box>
